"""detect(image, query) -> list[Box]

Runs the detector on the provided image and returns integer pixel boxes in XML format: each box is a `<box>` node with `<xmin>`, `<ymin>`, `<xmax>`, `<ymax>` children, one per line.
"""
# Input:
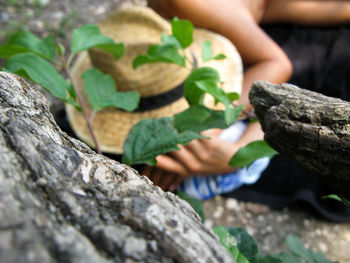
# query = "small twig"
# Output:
<box><xmin>241</xmin><ymin>109</ymin><xmax>257</xmax><ymax>119</ymax></box>
<box><xmin>185</xmin><ymin>55</ymin><xmax>194</xmax><ymax>69</ymax></box>
<box><xmin>89</xmin><ymin>110</ymin><xmax>96</xmax><ymax>123</ymax></box>
<box><xmin>229</xmin><ymin>101</ymin><xmax>258</xmax><ymax>120</ymax></box>
<box><xmin>66</xmin><ymin>53</ymin><xmax>74</xmax><ymax>69</ymax></box>
<box><xmin>65</xmin><ymin>54</ymin><xmax>102</xmax><ymax>154</ymax></box>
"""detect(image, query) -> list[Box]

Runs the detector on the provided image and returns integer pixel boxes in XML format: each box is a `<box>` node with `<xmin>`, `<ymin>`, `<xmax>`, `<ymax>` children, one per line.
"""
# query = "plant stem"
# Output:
<box><xmin>67</xmin><ymin>53</ymin><xmax>74</xmax><ymax>69</ymax></box>
<box><xmin>241</xmin><ymin>109</ymin><xmax>257</xmax><ymax>119</ymax></box>
<box><xmin>89</xmin><ymin>110</ymin><xmax>96</xmax><ymax>123</ymax></box>
<box><xmin>184</xmin><ymin>53</ymin><xmax>194</xmax><ymax>69</ymax></box>
<box><xmin>65</xmin><ymin>54</ymin><xmax>102</xmax><ymax>154</ymax></box>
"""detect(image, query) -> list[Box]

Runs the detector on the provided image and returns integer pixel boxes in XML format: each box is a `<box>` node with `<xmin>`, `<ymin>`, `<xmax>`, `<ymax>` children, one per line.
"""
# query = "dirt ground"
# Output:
<box><xmin>1</xmin><ymin>0</ymin><xmax>350</xmax><ymax>262</ymax></box>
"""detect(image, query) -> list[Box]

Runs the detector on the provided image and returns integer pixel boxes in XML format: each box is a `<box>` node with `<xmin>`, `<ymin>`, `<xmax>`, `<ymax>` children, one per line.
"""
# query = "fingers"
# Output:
<box><xmin>168</xmin><ymin>176</ymin><xmax>184</xmax><ymax>192</ymax></box>
<box><xmin>168</xmin><ymin>143</ymin><xmax>204</xmax><ymax>174</ymax></box>
<box><xmin>144</xmin><ymin>166</ymin><xmax>183</xmax><ymax>192</ymax></box>
<box><xmin>156</xmin><ymin>154</ymin><xmax>189</xmax><ymax>176</ymax></box>
<box><xmin>200</xmin><ymin>128</ymin><xmax>222</xmax><ymax>138</ymax></box>
<box><xmin>155</xmin><ymin>171</ymin><xmax>176</xmax><ymax>191</ymax></box>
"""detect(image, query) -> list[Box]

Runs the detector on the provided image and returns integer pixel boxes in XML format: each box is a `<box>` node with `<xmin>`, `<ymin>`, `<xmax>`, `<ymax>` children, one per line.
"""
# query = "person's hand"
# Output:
<box><xmin>142</xmin><ymin>166</ymin><xmax>185</xmax><ymax>192</ymax></box>
<box><xmin>155</xmin><ymin>129</ymin><xmax>239</xmax><ymax>177</ymax></box>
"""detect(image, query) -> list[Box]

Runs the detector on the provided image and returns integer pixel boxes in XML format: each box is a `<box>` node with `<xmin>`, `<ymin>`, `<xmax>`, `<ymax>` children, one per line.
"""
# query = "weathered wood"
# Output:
<box><xmin>250</xmin><ymin>81</ymin><xmax>350</xmax><ymax>200</ymax></box>
<box><xmin>0</xmin><ymin>71</ymin><xmax>234</xmax><ymax>263</ymax></box>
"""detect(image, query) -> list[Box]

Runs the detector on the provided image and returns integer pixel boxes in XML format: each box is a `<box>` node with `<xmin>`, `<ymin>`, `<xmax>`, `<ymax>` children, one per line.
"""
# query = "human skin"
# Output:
<box><xmin>146</xmin><ymin>0</ymin><xmax>350</xmax><ymax>191</ymax></box>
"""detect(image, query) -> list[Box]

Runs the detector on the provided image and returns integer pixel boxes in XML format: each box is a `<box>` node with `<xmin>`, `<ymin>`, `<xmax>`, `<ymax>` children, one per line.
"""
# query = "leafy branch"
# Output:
<box><xmin>214</xmin><ymin>226</ymin><xmax>337</xmax><ymax>263</ymax></box>
<box><xmin>0</xmin><ymin>24</ymin><xmax>139</xmax><ymax>154</ymax></box>
<box><xmin>178</xmin><ymin>193</ymin><xmax>337</xmax><ymax>263</ymax></box>
<box><xmin>123</xmin><ymin>17</ymin><xmax>277</xmax><ymax>166</ymax></box>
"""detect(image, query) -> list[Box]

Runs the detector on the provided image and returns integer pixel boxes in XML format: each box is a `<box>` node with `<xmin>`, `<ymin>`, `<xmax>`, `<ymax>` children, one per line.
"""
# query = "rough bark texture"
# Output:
<box><xmin>250</xmin><ymin>81</ymin><xmax>350</xmax><ymax>200</ymax></box>
<box><xmin>0</xmin><ymin>71</ymin><xmax>235</xmax><ymax>263</ymax></box>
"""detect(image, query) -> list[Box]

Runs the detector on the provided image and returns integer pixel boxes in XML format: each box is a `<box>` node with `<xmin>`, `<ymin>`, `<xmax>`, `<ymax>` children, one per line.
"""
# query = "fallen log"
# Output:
<box><xmin>0</xmin><ymin>71</ymin><xmax>234</xmax><ymax>263</ymax></box>
<box><xmin>250</xmin><ymin>81</ymin><xmax>350</xmax><ymax>200</ymax></box>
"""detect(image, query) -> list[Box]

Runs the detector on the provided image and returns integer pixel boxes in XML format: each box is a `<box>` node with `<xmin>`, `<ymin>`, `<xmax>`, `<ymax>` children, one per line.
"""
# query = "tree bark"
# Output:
<box><xmin>250</xmin><ymin>81</ymin><xmax>350</xmax><ymax>200</ymax></box>
<box><xmin>0</xmin><ymin>72</ymin><xmax>234</xmax><ymax>263</ymax></box>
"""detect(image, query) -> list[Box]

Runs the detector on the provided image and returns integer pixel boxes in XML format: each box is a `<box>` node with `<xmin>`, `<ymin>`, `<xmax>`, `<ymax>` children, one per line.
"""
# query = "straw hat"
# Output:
<box><xmin>66</xmin><ymin>5</ymin><xmax>243</xmax><ymax>154</ymax></box>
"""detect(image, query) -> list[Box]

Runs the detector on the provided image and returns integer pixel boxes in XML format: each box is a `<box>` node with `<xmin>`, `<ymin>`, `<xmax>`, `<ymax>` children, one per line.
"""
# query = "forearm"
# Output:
<box><xmin>234</xmin><ymin>121</ymin><xmax>265</xmax><ymax>148</ymax></box>
<box><xmin>239</xmin><ymin>56</ymin><xmax>293</xmax><ymax>111</ymax></box>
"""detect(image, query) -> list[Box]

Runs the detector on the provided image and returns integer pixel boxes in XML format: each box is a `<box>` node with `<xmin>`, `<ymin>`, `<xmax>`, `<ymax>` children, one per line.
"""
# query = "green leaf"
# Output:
<box><xmin>277</xmin><ymin>252</ymin><xmax>303</xmax><ymax>263</ymax></box>
<box><xmin>173</xmin><ymin>105</ymin><xmax>228</xmax><ymax>133</ymax></box>
<box><xmin>56</xmin><ymin>43</ymin><xmax>65</xmax><ymax>56</ymax></box>
<box><xmin>185</xmin><ymin>68</ymin><xmax>242</xmax><ymax>125</ymax></box>
<box><xmin>0</xmin><ymin>31</ymin><xmax>56</xmax><ymax>60</ymax></box>
<box><xmin>225</xmin><ymin>105</ymin><xmax>244</xmax><ymax>125</ymax></box>
<box><xmin>201</xmin><ymin>40</ymin><xmax>227</xmax><ymax>62</ymax></box>
<box><xmin>0</xmin><ymin>45</ymin><xmax>33</xmax><ymax>59</ymax></box>
<box><xmin>171</xmin><ymin>17</ymin><xmax>194</xmax><ymax>49</ymax></box>
<box><xmin>161</xmin><ymin>33</ymin><xmax>182</xmax><ymax>49</ymax></box>
<box><xmin>322</xmin><ymin>194</ymin><xmax>350</xmax><ymax>207</ymax></box>
<box><xmin>258</xmin><ymin>255</ymin><xmax>284</xmax><ymax>263</ymax></box>
<box><xmin>196</xmin><ymin>79</ymin><xmax>230</xmax><ymax>105</ymax></box>
<box><xmin>309</xmin><ymin>250</ymin><xmax>334</xmax><ymax>263</ymax></box>
<box><xmin>213</xmin><ymin>226</ymin><xmax>249</xmax><ymax>263</ymax></box>
<box><xmin>68</xmin><ymin>83</ymin><xmax>77</xmax><ymax>102</ymax></box>
<box><xmin>341</xmin><ymin>197</ymin><xmax>350</xmax><ymax>206</ymax></box>
<box><xmin>258</xmin><ymin>252</ymin><xmax>302</xmax><ymax>263</ymax></box>
<box><xmin>94</xmin><ymin>43</ymin><xmax>125</xmax><ymax>60</ymax></box>
<box><xmin>227</xmin><ymin>92</ymin><xmax>240</xmax><ymax>102</ymax></box>
<box><xmin>71</xmin><ymin>24</ymin><xmax>124</xmax><ymax>59</ymax></box>
<box><xmin>201</xmin><ymin>40</ymin><xmax>213</xmax><ymax>62</ymax></box>
<box><xmin>285</xmin><ymin>235</ymin><xmax>315</xmax><ymax>263</ymax></box>
<box><xmin>213</xmin><ymin>226</ymin><xmax>238</xmax><ymax>255</ymax></box>
<box><xmin>229</xmin><ymin>140</ymin><xmax>278</xmax><ymax>168</ymax></box>
<box><xmin>227</xmin><ymin>227</ymin><xmax>259</xmax><ymax>263</ymax></box>
<box><xmin>122</xmin><ymin>117</ymin><xmax>203</xmax><ymax>166</ymax></box>
<box><xmin>195</xmin><ymin>79</ymin><xmax>243</xmax><ymax>124</ymax></box>
<box><xmin>183</xmin><ymin>67</ymin><xmax>220</xmax><ymax>105</ymax></box>
<box><xmin>214</xmin><ymin>54</ymin><xmax>227</xmax><ymax>60</ymax></box>
<box><xmin>4</xmin><ymin>53</ymin><xmax>77</xmax><ymax>106</ymax></box>
<box><xmin>322</xmin><ymin>194</ymin><xmax>342</xmax><ymax>202</ymax></box>
<box><xmin>133</xmin><ymin>44</ymin><xmax>185</xmax><ymax>68</ymax></box>
<box><xmin>176</xmin><ymin>192</ymin><xmax>205</xmax><ymax>222</ymax></box>
<box><xmin>82</xmin><ymin>68</ymin><xmax>139</xmax><ymax>112</ymax></box>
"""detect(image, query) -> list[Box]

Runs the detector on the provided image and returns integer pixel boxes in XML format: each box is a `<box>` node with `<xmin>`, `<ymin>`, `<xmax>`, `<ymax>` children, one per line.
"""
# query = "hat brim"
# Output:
<box><xmin>66</xmin><ymin>28</ymin><xmax>242</xmax><ymax>154</ymax></box>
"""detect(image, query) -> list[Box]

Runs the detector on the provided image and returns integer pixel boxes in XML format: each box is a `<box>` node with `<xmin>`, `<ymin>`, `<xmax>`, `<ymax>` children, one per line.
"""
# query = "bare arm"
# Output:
<box><xmin>166</xmin><ymin>0</ymin><xmax>293</xmax><ymax>109</ymax></box>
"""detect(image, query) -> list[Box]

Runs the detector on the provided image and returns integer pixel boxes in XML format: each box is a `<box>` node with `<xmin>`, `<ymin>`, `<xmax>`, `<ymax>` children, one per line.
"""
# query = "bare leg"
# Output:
<box><xmin>262</xmin><ymin>0</ymin><xmax>350</xmax><ymax>25</ymax></box>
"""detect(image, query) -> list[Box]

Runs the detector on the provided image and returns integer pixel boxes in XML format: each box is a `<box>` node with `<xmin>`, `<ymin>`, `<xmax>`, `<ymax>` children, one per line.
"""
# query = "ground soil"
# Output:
<box><xmin>1</xmin><ymin>0</ymin><xmax>350</xmax><ymax>262</ymax></box>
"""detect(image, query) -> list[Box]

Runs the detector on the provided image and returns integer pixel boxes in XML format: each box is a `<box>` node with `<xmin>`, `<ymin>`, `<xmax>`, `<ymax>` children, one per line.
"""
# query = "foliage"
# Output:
<box><xmin>123</xmin><ymin>118</ymin><xmax>203</xmax><ymax>166</ymax></box>
<box><xmin>0</xmin><ymin>16</ymin><xmax>277</xmax><ymax>171</ymax></box>
<box><xmin>201</xmin><ymin>40</ymin><xmax>227</xmax><ymax>62</ymax></box>
<box><xmin>125</xmin><ymin>17</ymin><xmax>276</xmax><ymax>166</ymax></box>
<box><xmin>229</xmin><ymin>140</ymin><xmax>278</xmax><ymax>168</ymax></box>
<box><xmin>4</xmin><ymin>52</ymin><xmax>77</xmax><ymax>106</ymax></box>
<box><xmin>82</xmin><ymin>68</ymin><xmax>139</xmax><ymax>112</ymax></box>
<box><xmin>173</xmin><ymin>105</ymin><xmax>227</xmax><ymax>133</ymax></box>
<box><xmin>0</xmin><ymin>26</ymin><xmax>131</xmax><ymax>109</ymax></box>
<box><xmin>213</xmin><ymin>226</ymin><xmax>250</xmax><ymax>263</ymax></box>
<box><xmin>71</xmin><ymin>24</ymin><xmax>125</xmax><ymax>59</ymax></box>
<box><xmin>221</xmin><ymin>230</ymin><xmax>338</xmax><ymax>263</ymax></box>
<box><xmin>0</xmin><ymin>25</ymin><xmax>137</xmax><ymax>153</ymax></box>
<box><xmin>177</xmin><ymin>194</ymin><xmax>336</xmax><ymax>263</ymax></box>
<box><xmin>322</xmin><ymin>194</ymin><xmax>350</xmax><ymax>207</ymax></box>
